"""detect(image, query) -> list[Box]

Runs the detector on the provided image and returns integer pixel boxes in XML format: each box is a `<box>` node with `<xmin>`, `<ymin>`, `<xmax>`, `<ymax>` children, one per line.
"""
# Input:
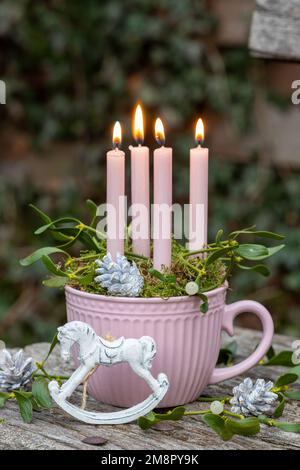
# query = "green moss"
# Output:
<box><xmin>66</xmin><ymin>245</ymin><xmax>226</xmax><ymax>298</ymax></box>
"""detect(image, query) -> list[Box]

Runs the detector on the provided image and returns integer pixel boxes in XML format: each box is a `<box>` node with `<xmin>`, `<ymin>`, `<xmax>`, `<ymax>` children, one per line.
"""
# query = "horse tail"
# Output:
<box><xmin>139</xmin><ymin>336</ymin><xmax>156</xmax><ymax>369</ymax></box>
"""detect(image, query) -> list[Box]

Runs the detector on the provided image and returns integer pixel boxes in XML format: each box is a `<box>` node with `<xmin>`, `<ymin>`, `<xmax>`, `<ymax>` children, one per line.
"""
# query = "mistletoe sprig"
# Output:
<box><xmin>20</xmin><ymin>201</ymin><xmax>285</xmax><ymax>311</ymax></box>
<box><xmin>1</xmin><ymin>338</ymin><xmax>299</xmax><ymax>435</ymax></box>
<box><xmin>138</xmin><ymin>344</ymin><xmax>300</xmax><ymax>440</ymax></box>
<box><xmin>0</xmin><ymin>335</ymin><xmax>64</xmax><ymax>423</ymax></box>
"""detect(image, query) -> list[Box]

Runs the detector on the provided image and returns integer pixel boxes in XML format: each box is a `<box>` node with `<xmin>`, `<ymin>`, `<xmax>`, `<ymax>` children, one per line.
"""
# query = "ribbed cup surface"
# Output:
<box><xmin>65</xmin><ymin>286</ymin><xmax>226</xmax><ymax>407</ymax></box>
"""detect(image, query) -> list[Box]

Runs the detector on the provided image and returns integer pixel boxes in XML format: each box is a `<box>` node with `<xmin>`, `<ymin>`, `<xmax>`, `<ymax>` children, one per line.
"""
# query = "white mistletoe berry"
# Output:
<box><xmin>185</xmin><ymin>281</ymin><xmax>199</xmax><ymax>296</ymax></box>
<box><xmin>210</xmin><ymin>400</ymin><xmax>224</xmax><ymax>415</ymax></box>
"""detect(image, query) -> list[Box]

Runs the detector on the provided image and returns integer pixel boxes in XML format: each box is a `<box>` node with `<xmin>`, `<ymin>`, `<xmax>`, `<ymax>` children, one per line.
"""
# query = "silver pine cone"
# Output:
<box><xmin>0</xmin><ymin>349</ymin><xmax>35</xmax><ymax>392</ymax></box>
<box><xmin>230</xmin><ymin>377</ymin><xmax>278</xmax><ymax>416</ymax></box>
<box><xmin>95</xmin><ymin>253</ymin><xmax>144</xmax><ymax>297</ymax></box>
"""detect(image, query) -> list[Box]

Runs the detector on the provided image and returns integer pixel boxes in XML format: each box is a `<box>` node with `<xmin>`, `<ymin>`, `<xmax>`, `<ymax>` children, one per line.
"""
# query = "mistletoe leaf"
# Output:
<box><xmin>238</xmin><ymin>264</ymin><xmax>270</xmax><ymax>277</ymax></box>
<box><xmin>263</xmin><ymin>351</ymin><xmax>294</xmax><ymax>367</ymax></box>
<box><xmin>20</xmin><ymin>247</ymin><xmax>68</xmax><ymax>266</ymax></box>
<box><xmin>273</xmin><ymin>393</ymin><xmax>285</xmax><ymax>418</ymax></box>
<box><xmin>202</xmin><ymin>414</ymin><xmax>233</xmax><ymax>441</ymax></box>
<box><xmin>236</xmin><ymin>244</ymin><xmax>268</xmax><ymax>260</ymax></box>
<box><xmin>41</xmin><ymin>255</ymin><xmax>68</xmax><ymax>276</ymax></box>
<box><xmin>284</xmin><ymin>390</ymin><xmax>300</xmax><ymax>400</ymax></box>
<box><xmin>32</xmin><ymin>377</ymin><xmax>53</xmax><ymax>409</ymax></box>
<box><xmin>43</xmin><ymin>276</ymin><xmax>68</xmax><ymax>288</ymax></box>
<box><xmin>275</xmin><ymin>373</ymin><xmax>299</xmax><ymax>387</ymax></box>
<box><xmin>0</xmin><ymin>392</ymin><xmax>10</xmax><ymax>409</ymax></box>
<box><xmin>273</xmin><ymin>421</ymin><xmax>300</xmax><ymax>433</ymax></box>
<box><xmin>15</xmin><ymin>391</ymin><xmax>33</xmax><ymax>423</ymax></box>
<box><xmin>29</xmin><ymin>204</ymin><xmax>51</xmax><ymax>224</ymax></box>
<box><xmin>225</xmin><ymin>417</ymin><xmax>260</xmax><ymax>436</ymax></box>
<box><xmin>43</xmin><ymin>333</ymin><xmax>58</xmax><ymax>363</ymax></box>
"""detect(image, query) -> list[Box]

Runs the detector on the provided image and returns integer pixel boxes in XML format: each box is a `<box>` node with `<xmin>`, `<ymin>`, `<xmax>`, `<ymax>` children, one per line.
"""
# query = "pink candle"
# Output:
<box><xmin>107</xmin><ymin>121</ymin><xmax>125</xmax><ymax>259</ymax></box>
<box><xmin>188</xmin><ymin>118</ymin><xmax>208</xmax><ymax>251</ymax></box>
<box><xmin>130</xmin><ymin>104</ymin><xmax>150</xmax><ymax>257</ymax></box>
<box><xmin>153</xmin><ymin>118</ymin><xmax>172</xmax><ymax>271</ymax></box>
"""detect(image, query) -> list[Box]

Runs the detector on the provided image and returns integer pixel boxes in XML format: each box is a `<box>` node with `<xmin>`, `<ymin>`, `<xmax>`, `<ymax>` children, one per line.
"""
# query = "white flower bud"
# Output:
<box><xmin>185</xmin><ymin>281</ymin><xmax>199</xmax><ymax>296</ymax></box>
<box><xmin>210</xmin><ymin>400</ymin><xmax>224</xmax><ymax>415</ymax></box>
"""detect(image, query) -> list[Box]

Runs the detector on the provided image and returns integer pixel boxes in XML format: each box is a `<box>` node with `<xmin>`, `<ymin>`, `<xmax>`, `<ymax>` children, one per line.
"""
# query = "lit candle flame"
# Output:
<box><xmin>155</xmin><ymin>118</ymin><xmax>165</xmax><ymax>147</ymax></box>
<box><xmin>195</xmin><ymin>118</ymin><xmax>204</xmax><ymax>146</ymax></box>
<box><xmin>113</xmin><ymin>121</ymin><xmax>122</xmax><ymax>149</ymax></box>
<box><xmin>133</xmin><ymin>104</ymin><xmax>144</xmax><ymax>145</ymax></box>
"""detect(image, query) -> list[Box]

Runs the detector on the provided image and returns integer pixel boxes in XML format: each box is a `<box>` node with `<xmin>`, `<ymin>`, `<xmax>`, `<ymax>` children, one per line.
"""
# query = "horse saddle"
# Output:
<box><xmin>99</xmin><ymin>336</ymin><xmax>125</xmax><ymax>362</ymax></box>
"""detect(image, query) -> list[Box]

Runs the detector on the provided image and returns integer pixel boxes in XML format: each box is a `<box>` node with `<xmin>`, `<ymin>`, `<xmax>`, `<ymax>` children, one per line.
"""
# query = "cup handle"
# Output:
<box><xmin>209</xmin><ymin>300</ymin><xmax>274</xmax><ymax>384</ymax></box>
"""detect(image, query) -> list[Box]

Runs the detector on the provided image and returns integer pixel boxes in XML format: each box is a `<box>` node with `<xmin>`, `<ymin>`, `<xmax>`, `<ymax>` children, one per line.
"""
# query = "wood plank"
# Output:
<box><xmin>0</xmin><ymin>328</ymin><xmax>299</xmax><ymax>450</ymax></box>
<box><xmin>249</xmin><ymin>0</ymin><xmax>300</xmax><ymax>60</ymax></box>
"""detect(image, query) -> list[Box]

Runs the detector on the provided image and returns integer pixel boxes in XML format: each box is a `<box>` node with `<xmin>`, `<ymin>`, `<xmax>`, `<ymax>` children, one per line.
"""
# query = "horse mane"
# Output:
<box><xmin>58</xmin><ymin>321</ymin><xmax>97</xmax><ymax>341</ymax></box>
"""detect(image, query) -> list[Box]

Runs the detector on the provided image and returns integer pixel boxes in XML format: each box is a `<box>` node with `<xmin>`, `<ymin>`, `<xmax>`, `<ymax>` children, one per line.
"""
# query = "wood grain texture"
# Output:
<box><xmin>0</xmin><ymin>328</ymin><xmax>300</xmax><ymax>450</ymax></box>
<box><xmin>249</xmin><ymin>0</ymin><xmax>300</xmax><ymax>60</ymax></box>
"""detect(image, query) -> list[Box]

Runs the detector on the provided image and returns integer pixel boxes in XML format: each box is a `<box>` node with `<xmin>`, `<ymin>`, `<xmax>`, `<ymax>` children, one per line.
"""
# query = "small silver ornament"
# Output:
<box><xmin>0</xmin><ymin>349</ymin><xmax>35</xmax><ymax>392</ymax></box>
<box><xmin>230</xmin><ymin>377</ymin><xmax>278</xmax><ymax>417</ymax></box>
<box><xmin>95</xmin><ymin>253</ymin><xmax>144</xmax><ymax>297</ymax></box>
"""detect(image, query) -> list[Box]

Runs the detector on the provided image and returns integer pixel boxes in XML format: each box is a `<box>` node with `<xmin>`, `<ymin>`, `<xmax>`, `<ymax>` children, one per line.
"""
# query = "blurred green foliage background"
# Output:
<box><xmin>0</xmin><ymin>0</ymin><xmax>299</xmax><ymax>346</ymax></box>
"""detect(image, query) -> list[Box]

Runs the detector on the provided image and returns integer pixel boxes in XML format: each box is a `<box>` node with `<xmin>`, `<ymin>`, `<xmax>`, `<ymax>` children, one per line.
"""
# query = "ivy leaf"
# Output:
<box><xmin>43</xmin><ymin>276</ymin><xmax>68</xmax><ymax>288</ymax></box>
<box><xmin>263</xmin><ymin>350</ymin><xmax>294</xmax><ymax>367</ymax></box>
<box><xmin>14</xmin><ymin>391</ymin><xmax>33</xmax><ymax>423</ymax></box>
<box><xmin>43</xmin><ymin>333</ymin><xmax>58</xmax><ymax>363</ymax></box>
<box><xmin>20</xmin><ymin>247</ymin><xmax>68</xmax><ymax>266</ymax></box>
<box><xmin>202</xmin><ymin>414</ymin><xmax>233</xmax><ymax>441</ymax></box>
<box><xmin>275</xmin><ymin>373</ymin><xmax>299</xmax><ymax>387</ymax></box>
<box><xmin>32</xmin><ymin>377</ymin><xmax>53</xmax><ymax>409</ymax></box>
<box><xmin>273</xmin><ymin>393</ymin><xmax>285</xmax><ymax>418</ymax></box>
<box><xmin>225</xmin><ymin>417</ymin><xmax>260</xmax><ymax>436</ymax></box>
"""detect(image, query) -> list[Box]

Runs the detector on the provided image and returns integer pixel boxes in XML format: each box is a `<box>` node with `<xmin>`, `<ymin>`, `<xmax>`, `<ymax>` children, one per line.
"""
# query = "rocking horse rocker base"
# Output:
<box><xmin>48</xmin><ymin>321</ymin><xmax>169</xmax><ymax>425</ymax></box>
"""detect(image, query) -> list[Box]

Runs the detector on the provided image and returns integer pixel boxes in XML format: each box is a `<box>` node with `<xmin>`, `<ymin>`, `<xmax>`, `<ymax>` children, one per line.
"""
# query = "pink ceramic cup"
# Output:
<box><xmin>65</xmin><ymin>284</ymin><xmax>274</xmax><ymax>408</ymax></box>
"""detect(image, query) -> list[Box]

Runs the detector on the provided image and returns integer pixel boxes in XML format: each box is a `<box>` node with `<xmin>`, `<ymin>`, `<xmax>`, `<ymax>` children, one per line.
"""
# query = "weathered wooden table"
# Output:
<box><xmin>1</xmin><ymin>328</ymin><xmax>299</xmax><ymax>450</ymax></box>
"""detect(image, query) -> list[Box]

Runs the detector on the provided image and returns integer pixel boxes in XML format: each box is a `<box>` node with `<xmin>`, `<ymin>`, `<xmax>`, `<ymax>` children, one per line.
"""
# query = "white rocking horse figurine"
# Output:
<box><xmin>48</xmin><ymin>321</ymin><xmax>169</xmax><ymax>425</ymax></box>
